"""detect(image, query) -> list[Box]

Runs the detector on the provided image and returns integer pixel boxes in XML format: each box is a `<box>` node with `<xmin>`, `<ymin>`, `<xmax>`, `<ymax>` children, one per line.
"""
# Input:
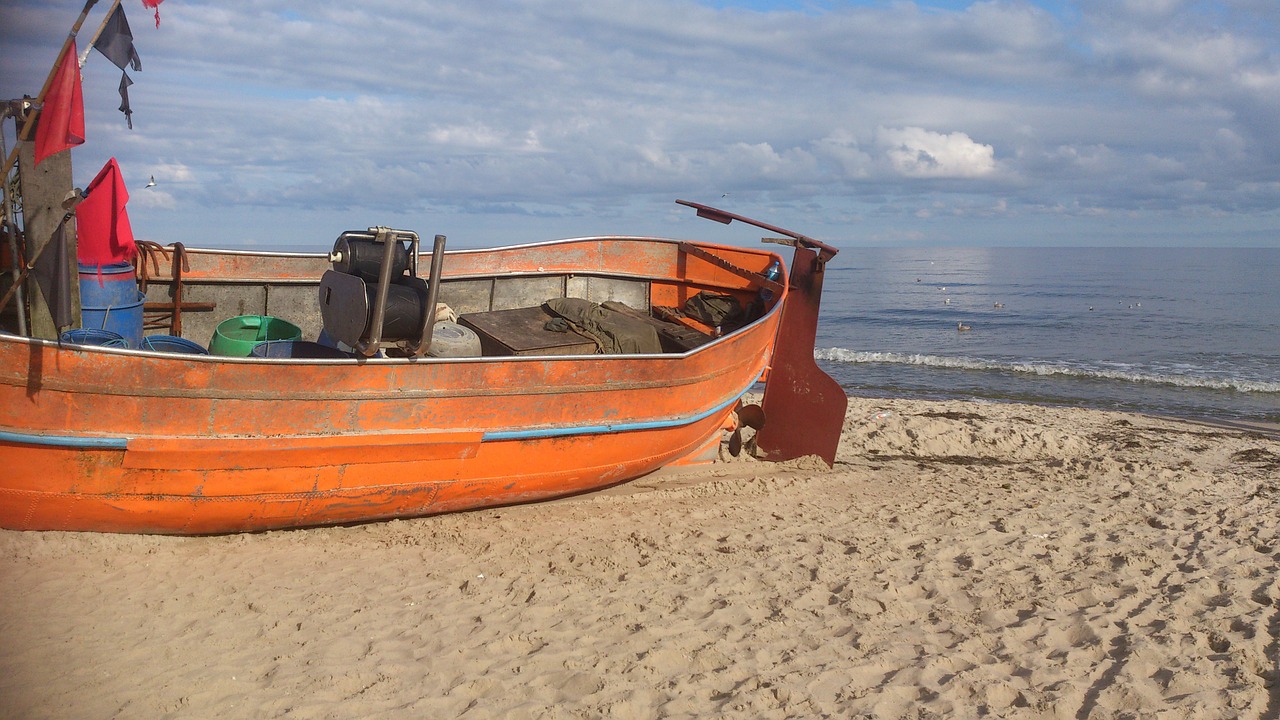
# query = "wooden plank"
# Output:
<box><xmin>459</xmin><ymin>306</ymin><xmax>598</xmax><ymax>356</ymax></box>
<box><xmin>143</xmin><ymin>301</ymin><xmax>217</xmax><ymax>312</ymax></box>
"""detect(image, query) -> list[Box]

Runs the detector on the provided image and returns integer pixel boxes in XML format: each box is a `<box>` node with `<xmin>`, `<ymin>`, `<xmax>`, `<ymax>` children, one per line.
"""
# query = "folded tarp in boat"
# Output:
<box><xmin>543</xmin><ymin>298</ymin><xmax>663</xmax><ymax>355</ymax></box>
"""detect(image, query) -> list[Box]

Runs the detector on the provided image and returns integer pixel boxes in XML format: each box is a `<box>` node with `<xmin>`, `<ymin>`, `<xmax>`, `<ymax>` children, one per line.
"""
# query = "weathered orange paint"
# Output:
<box><xmin>1</xmin><ymin>236</ymin><xmax>825</xmax><ymax>534</ymax></box>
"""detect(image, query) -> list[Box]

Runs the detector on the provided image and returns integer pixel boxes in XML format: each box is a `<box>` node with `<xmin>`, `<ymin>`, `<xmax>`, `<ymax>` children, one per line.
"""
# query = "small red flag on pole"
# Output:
<box><xmin>34</xmin><ymin>41</ymin><xmax>86</xmax><ymax>167</ymax></box>
<box><xmin>141</xmin><ymin>0</ymin><xmax>165</xmax><ymax>28</ymax></box>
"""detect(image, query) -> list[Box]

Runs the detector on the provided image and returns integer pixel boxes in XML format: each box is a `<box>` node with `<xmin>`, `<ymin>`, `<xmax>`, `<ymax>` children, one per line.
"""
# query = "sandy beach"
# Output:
<box><xmin>2</xmin><ymin>397</ymin><xmax>1277</xmax><ymax>719</ymax></box>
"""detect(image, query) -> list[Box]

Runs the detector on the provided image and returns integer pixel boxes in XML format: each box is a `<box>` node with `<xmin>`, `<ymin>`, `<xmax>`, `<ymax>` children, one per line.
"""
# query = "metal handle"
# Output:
<box><xmin>409</xmin><ymin>234</ymin><xmax>447</xmax><ymax>358</ymax></box>
<box><xmin>676</xmin><ymin>199</ymin><xmax>839</xmax><ymax>262</ymax></box>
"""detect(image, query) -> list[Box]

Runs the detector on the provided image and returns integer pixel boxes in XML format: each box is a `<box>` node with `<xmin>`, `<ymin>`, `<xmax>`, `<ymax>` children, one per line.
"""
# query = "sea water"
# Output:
<box><xmin>814</xmin><ymin>247</ymin><xmax>1280</xmax><ymax>423</ymax></box>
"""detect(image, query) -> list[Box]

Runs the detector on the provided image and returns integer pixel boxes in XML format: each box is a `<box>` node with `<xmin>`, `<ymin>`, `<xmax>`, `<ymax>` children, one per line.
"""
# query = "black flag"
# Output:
<box><xmin>93</xmin><ymin>4</ymin><xmax>141</xmax><ymax>127</ymax></box>
<box><xmin>117</xmin><ymin>72</ymin><xmax>134</xmax><ymax>129</ymax></box>
<box><xmin>31</xmin><ymin>221</ymin><xmax>75</xmax><ymax>331</ymax></box>
<box><xmin>94</xmin><ymin>4</ymin><xmax>142</xmax><ymax>72</ymax></box>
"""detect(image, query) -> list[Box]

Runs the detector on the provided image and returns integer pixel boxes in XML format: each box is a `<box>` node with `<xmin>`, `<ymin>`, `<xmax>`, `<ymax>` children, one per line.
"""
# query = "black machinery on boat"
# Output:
<box><xmin>318</xmin><ymin>227</ymin><xmax>447</xmax><ymax>358</ymax></box>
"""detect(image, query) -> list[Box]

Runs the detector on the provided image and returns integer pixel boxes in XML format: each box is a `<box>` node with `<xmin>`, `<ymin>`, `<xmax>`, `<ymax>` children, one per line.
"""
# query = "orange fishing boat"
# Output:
<box><xmin>0</xmin><ymin>201</ymin><xmax>846</xmax><ymax>534</ymax></box>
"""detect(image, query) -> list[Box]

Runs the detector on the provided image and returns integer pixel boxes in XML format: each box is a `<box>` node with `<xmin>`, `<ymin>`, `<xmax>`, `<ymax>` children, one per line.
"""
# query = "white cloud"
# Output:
<box><xmin>813</xmin><ymin>130</ymin><xmax>873</xmax><ymax>179</ymax></box>
<box><xmin>1116</xmin><ymin>0</ymin><xmax>1191</xmax><ymax>18</ymax></box>
<box><xmin>877</xmin><ymin>127</ymin><xmax>997</xmax><ymax>179</ymax></box>
<box><xmin>148</xmin><ymin>162</ymin><xmax>197</xmax><ymax>184</ymax></box>
<box><xmin>425</xmin><ymin>124</ymin><xmax>542</xmax><ymax>152</ymax></box>
<box><xmin>1</xmin><ymin>0</ymin><xmax>1277</xmax><ymax>246</ymax></box>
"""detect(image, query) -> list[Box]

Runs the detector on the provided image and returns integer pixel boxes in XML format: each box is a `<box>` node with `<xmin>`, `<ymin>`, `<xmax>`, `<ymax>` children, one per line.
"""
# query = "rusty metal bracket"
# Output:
<box><xmin>137</xmin><ymin>242</ymin><xmax>208</xmax><ymax>335</ymax></box>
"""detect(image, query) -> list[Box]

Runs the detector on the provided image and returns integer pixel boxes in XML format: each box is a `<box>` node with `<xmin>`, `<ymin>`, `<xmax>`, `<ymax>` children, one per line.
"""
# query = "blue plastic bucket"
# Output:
<box><xmin>250</xmin><ymin>340</ymin><xmax>351</xmax><ymax>359</ymax></box>
<box><xmin>141</xmin><ymin>335</ymin><xmax>209</xmax><ymax>354</ymax></box>
<box><xmin>80</xmin><ymin>290</ymin><xmax>145</xmax><ymax>349</ymax></box>
<box><xmin>78</xmin><ymin>262</ymin><xmax>138</xmax><ymax>307</ymax></box>
<box><xmin>59</xmin><ymin>328</ymin><xmax>128</xmax><ymax>348</ymax></box>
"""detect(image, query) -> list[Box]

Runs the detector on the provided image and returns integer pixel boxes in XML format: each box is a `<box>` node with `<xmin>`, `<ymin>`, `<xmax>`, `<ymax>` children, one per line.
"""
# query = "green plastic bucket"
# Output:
<box><xmin>209</xmin><ymin>315</ymin><xmax>302</xmax><ymax>357</ymax></box>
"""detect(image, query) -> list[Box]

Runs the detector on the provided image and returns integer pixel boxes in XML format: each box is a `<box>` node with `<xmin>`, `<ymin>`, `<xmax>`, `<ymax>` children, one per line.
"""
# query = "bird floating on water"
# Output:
<box><xmin>957</xmin><ymin>321</ymin><xmax>972</xmax><ymax>331</ymax></box>
<box><xmin>993</xmin><ymin>302</ymin><xmax>1004</xmax><ymax>308</ymax></box>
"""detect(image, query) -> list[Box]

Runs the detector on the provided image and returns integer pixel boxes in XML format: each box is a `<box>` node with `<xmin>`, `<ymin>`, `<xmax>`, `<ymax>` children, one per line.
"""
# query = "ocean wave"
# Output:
<box><xmin>816</xmin><ymin>348</ymin><xmax>1280</xmax><ymax>394</ymax></box>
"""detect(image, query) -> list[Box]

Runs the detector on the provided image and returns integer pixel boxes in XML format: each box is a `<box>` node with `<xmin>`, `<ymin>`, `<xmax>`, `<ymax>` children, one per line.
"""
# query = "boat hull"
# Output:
<box><xmin>0</xmin><ymin>342</ymin><xmax>766</xmax><ymax>533</ymax></box>
<box><xmin>0</xmin><ymin>262</ymin><xmax>776</xmax><ymax>533</ymax></box>
<box><xmin>1</xmin><ymin>230</ymin><xmax>847</xmax><ymax>534</ymax></box>
<box><xmin>0</xmin><ymin>412</ymin><xmax>734</xmax><ymax>534</ymax></box>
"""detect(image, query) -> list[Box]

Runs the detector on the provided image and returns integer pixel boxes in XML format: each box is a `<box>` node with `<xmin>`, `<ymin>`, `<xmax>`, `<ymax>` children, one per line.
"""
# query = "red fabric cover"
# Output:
<box><xmin>76</xmin><ymin>158</ymin><xmax>138</xmax><ymax>266</ymax></box>
<box><xmin>34</xmin><ymin>42</ymin><xmax>86</xmax><ymax>167</ymax></box>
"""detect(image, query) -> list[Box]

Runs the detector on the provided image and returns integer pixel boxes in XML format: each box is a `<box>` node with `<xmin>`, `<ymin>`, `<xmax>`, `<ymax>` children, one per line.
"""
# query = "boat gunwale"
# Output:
<box><xmin>150</xmin><ymin>265</ymin><xmax>701</xmax><ymax>287</ymax></box>
<box><xmin>0</xmin><ymin>299</ymin><xmax>778</xmax><ymax>365</ymax></box>
<box><xmin>0</xmin><ymin>338</ymin><xmax>768</xmax><ymax>401</ymax></box>
<box><xmin>169</xmin><ymin>234</ymin><xmax>730</xmax><ymax>260</ymax></box>
<box><xmin>147</xmin><ymin>237</ymin><xmax>782</xmax><ymax>288</ymax></box>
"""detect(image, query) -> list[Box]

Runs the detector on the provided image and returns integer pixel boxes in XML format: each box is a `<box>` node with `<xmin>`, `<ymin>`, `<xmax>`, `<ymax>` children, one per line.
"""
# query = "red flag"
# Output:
<box><xmin>142</xmin><ymin>0</ymin><xmax>165</xmax><ymax>28</ymax></box>
<box><xmin>77</xmin><ymin>158</ymin><xmax>138</xmax><ymax>267</ymax></box>
<box><xmin>34</xmin><ymin>41</ymin><xmax>86</xmax><ymax>167</ymax></box>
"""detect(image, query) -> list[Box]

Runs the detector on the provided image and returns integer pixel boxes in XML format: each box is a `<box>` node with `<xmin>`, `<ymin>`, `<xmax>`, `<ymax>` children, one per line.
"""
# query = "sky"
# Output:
<box><xmin>2</xmin><ymin>0</ymin><xmax>1278</xmax><ymax>250</ymax></box>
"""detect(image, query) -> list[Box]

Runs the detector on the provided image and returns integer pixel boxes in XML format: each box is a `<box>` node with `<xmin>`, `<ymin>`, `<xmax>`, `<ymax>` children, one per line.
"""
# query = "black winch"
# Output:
<box><xmin>318</xmin><ymin>227</ymin><xmax>446</xmax><ymax>357</ymax></box>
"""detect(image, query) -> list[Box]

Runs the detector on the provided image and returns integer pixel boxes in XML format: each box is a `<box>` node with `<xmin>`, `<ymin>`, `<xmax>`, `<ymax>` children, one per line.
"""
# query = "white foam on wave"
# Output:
<box><xmin>816</xmin><ymin>348</ymin><xmax>1280</xmax><ymax>394</ymax></box>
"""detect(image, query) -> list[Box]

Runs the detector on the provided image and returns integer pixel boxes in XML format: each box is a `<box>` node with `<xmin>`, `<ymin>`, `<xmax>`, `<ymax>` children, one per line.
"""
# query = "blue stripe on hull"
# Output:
<box><xmin>483</xmin><ymin>377</ymin><xmax>757</xmax><ymax>441</ymax></box>
<box><xmin>0</xmin><ymin>430</ymin><xmax>130</xmax><ymax>449</ymax></box>
<box><xmin>0</xmin><ymin>372</ymin><xmax>762</xmax><ymax>451</ymax></box>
